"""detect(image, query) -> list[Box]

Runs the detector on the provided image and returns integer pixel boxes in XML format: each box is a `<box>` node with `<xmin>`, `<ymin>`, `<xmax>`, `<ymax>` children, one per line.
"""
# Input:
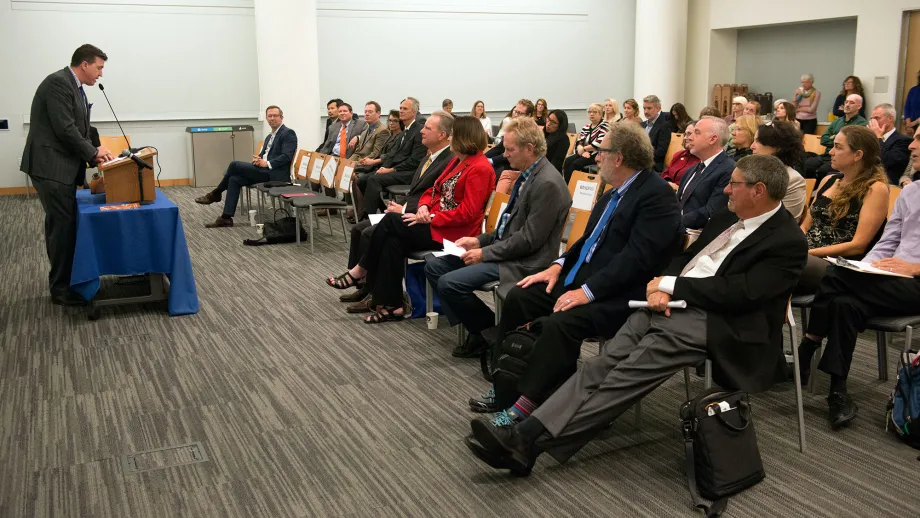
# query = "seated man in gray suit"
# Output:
<box><xmin>196</xmin><ymin>105</ymin><xmax>297</xmax><ymax>227</ymax></box>
<box><xmin>425</xmin><ymin>118</ymin><xmax>572</xmax><ymax>358</ymax></box>
<box><xmin>350</xmin><ymin>101</ymin><xmax>390</xmax><ymax>163</ymax></box>
<box><xmin>318</xmin><ymin>102</ymin><xmax>367</xmax><ymax>159</ymax></box>
<box><xmin>338</xmin><ymin>111</ymin><xmax>455</xmax><ymax>312</ymax></box>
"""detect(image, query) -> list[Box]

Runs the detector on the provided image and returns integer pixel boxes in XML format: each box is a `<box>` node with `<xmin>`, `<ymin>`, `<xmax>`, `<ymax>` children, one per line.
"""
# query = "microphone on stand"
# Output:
<box><xmin>98</xmin><ymin>83</ymin><xmax>136</xmax><ymax>153</ymax></box>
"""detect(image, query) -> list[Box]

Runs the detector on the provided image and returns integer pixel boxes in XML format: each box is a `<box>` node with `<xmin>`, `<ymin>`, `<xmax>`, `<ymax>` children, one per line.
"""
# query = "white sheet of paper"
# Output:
<box><xmin>572</xmin><ymin>180</ymin><xmax>597</xmax><ymax>211</ymax></box>
<box><xmin>310</xmin><ymin>160</ymin><xmax>324</xmax><ymax>181</ymax></box>
<box><xmin>432</xmin><ymin>239</ymin><xmax>465</xmax><ymax>258</ymax></box>
<box><xmin>368</xmin><ymin>213</ymin><xmax>385</xmax><ymax>225</ymax></box>
<box><xmin>297</xmin><ymin>157</ymin><xmax>310</xmax><ymax>178</ymax></box>
<box><xmin>321</xmin><ymin>157</ymin><xmax>338</xmax><ymax>185</ymax></box>
<box><xmin>339</xmin><ymin>165</ymin><xmax>354</xmax><ymax>190</ymax></box>
<box><xmin>628</xmin><ymin>300</ymin><xmax>688</xmax><ymax>309</ymax></box>
<box><xmin>823</xmin><ymin>257</ymin><xmax>912</xmax><ymax>278</ymax></box>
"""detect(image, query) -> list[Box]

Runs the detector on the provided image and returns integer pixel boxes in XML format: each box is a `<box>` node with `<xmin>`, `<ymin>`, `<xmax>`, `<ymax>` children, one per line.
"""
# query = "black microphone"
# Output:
<box><xmin>98</xmin><ymin>83</ymin><xmax>136</xmax><ymax>153</ymax></box>
<box><xmin>120</xmin><ymin>149</ymin><xmax>152</xmax><ymax>169</ymax></box>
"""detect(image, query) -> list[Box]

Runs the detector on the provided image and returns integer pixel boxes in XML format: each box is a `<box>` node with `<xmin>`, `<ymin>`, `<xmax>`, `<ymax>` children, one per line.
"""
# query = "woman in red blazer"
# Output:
<box><xmin>326</xmin><ymin>116</ymin><xmax>495</xmax><ymax>323</ymax></box>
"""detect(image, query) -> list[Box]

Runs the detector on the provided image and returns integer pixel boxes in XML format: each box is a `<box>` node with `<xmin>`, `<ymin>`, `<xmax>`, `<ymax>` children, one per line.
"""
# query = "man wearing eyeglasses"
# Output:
<box><xmin>463</xmin><ymin>122</ymin><xmax>681</xmax><ymax>432</ymax></box>
<box><xmin>486</xmin><ymin>99</ymin><xmax>535</xmax><ymax>173</ymax></box>
<box><xmin>467</xmin><ymin>154</ymin><xmax>807</xmax><ymax>477</ymax></box>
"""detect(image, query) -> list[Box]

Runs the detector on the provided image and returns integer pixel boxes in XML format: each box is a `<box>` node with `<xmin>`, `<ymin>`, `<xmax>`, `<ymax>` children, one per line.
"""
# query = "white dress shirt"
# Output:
<box><xmin>658</xmin><ymin>202</ymin><xmax>783</xmax><ymax>294</ymax></box>
<box><xmin>882</xmin><ymin>128</ymin><xmax>896</xmax><ymax>143</ymax></box>
<box><xmin>399</xmin><ymin>144</ymin><xmax>449</xmax><ymax>214</ymax></box>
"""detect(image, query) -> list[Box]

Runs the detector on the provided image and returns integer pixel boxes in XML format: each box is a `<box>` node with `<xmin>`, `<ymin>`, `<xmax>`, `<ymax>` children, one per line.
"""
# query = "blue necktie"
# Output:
<box><xmin>564</xmin><ymin>190</ymin><xmax>621</xmax><ymax>287</ymax></box>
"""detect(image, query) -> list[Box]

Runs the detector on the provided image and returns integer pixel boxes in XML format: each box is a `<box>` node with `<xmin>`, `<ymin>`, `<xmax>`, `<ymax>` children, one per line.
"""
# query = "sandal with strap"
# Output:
<box><xmin>326</xmin><ymin>271</ymin><xmax>364</xmax><ymax>290</ymax></box>
<box><xmin>363</xmin><ymin>305</ymin><xmax>405</xmax><ymax>324</ymax></box>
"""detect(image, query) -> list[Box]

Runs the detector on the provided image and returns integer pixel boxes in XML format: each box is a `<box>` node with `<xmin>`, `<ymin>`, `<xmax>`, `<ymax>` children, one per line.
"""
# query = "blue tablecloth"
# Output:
<box><xmin>72</xmin><ymin>189</ymin><xmax>199</xmax><ymax>316</ymax></box>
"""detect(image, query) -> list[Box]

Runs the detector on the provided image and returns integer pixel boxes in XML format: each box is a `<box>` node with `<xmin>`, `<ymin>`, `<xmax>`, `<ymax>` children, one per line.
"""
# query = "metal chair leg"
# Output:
<box><xmin>492</xmin><ymin>289</ymin><xmax>502</xmax><ymax>325</ymax></box>
<box><xmin>326</xmin><ymin>211</ymin><xmax>334</xmax><ymax>235</ymax></box>
<box><xmin>877</xmin><ymin>331</ymin><xmax>889</xmax><ymax>381</ymax></box>
<box><xmin>787</xmin><ymin>308</ymin><xmax>806</xmax><ymax>453</ymax></box>
<box><xmin>703</xmin><ymin>360</ymin><xmax>712</xmax><ymax>390</ymax></box>
<box><xmin>339</xmin><ymin>211</ymin><xmax>348</xmax><ymax>242</ymax></box>
<box><xmin>906</xmin><ymin>326</ymin><xmax>914</xmax><ymax>353</ymax></box>
<box><xmin>294</xmin><ymin>208</ymin><xmax>300</xmax><ymax>246</ymax></box>
<box><xmin>683</xmin><ymin>367</ymin><xmax>692</xmax><ymax>401</ymax></box>
<box><xmin>309</xmin><ymin>209</ymin><xmax>315</xmax><ymax>253</ymax></box>
<box><xmin>425</xmin><ymin>279</ymin><xmax>433</xmax><ymax>315</ymax></box>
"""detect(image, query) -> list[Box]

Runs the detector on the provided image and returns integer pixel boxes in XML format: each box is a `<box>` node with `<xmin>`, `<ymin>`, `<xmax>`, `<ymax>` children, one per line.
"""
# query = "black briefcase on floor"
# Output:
<box><xmin>680</xmin><ymin>389</ymin><xmax>765</xmax><ymax>517</ymax></box>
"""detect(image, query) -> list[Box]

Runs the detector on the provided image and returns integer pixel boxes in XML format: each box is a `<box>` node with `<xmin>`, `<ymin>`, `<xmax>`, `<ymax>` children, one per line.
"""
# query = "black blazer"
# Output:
<box><xmin>404</xmin><ymin>148</ymin><xmax>455</xmax><ymax>213</ymax></box>
<box><xmin>559</xmin><ymin>170</ymin><xmax>682</xmax><ymax>331</ymax></box>
<box><xmin>881</xmin><ymin>132</ymin><xmax>912</xmax><ymax>185</ymax></box>
<box><xmin>258</xmin><ymin>125</ymin><xmax>298</xmax><ymax>181</ymax></box>
<box><xmin>21</xmin><ymin>68</ymin><xmax>98</xmax><ymax>186</ymax></box>
<box><xmin>384</xmin><ymin>116</ymin><xmax>427</xmax><ymax>173</ymax></box>
<box><xmin>676</xmin><ymin>152</ymin><xmax>735</xmax><ymax>230</ymax></box>
<box><xmin>642</xmin><ymin>112</ymin><xmax>673</xmax><ymax>171</ymax></box>
<box><xmin>664</xmin><ymin>207</ymin><xmax>808</xmax><ymax>393</ymax></box>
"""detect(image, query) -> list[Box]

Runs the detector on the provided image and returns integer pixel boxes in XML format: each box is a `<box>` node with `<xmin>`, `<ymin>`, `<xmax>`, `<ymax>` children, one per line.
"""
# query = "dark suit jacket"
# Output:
<box><xmin>882</xmin><ymin>132</ymin><xmax>912</xmax><ymax>185</ymax></box>
<box><xmin>404</xmin><ymin>147</ymin><xmax>454</xmax><ymax>213</ymax></box>
<box><xmin>642</xmin><ymin>112</ymin><xmax>673</xmax><ymax>171</ymax></box>
<box><xmin>316</xmin><ymin>118</ymin><xmax>334</xmax><ymax>152</ymax></box>
<box><xmin>21</xmin><ymin>68</ymin><xmax>98</xmax><ymax>185</ymax></box>
<box><xmin>258</xmin><ymin>125</ymin><xmax>298</xmax><ymax>181</ymax></box>
<box><xmin>676</xmin><ymin>151</ymin><xmax>735</xmax><ymax>230</ymax></box>
<box><xmin>318</xmin><ymin>117</ymin><xmax>368</xmax><ymax>158</ymax></box>
<box><xmin>383</xmin><ymin>116</ymin><xmax>427</xmax><ymax>173</ymax></box>
<box><xmin>664</xmin><ymin>206</ymin><xmax>808</xmax><ymax>393</ymax></box>
<box><xmin>559</xmin><ymin>169</ymin><xmax>682</xmax><ymax>333</ymax></box>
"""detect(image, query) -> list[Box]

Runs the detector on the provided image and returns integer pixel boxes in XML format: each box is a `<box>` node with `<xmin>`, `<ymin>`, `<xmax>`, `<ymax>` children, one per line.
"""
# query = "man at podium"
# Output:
<box><xmin>195</xmin><ymin>105</ymin><xmax>297</xmax><ymax>227</ymax></box>
<box><xmin>21</xmin><ymin>44</ymin><xmax>115</xmax><ymax>307</ymax></box>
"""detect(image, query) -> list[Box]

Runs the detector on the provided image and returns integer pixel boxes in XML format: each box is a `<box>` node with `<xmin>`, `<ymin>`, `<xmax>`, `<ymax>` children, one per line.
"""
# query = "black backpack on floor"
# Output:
<box><xmin>243</xmin><ymin>209</ymin><xmax>307</xmax><ymax>246</ymax></box>
<box><xmin>490</xmin><ymin>320</ymin><xmax>543</xmax><ymax>409</ymax></box>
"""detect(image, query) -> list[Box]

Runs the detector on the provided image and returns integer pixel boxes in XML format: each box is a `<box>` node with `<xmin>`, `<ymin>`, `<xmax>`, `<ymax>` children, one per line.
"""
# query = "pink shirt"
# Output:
<box><xmin>794</xmin><ymin>89</ymin><xmax>821</xmax><ymax>121</ymax></box>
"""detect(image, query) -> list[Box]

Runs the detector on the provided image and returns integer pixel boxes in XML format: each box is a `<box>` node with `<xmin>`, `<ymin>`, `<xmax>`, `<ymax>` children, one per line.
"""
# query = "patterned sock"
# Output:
<box><xmin>510</xmin><ymin>396</ymin><xmax>537</xmax><ymax>419</ymax></box>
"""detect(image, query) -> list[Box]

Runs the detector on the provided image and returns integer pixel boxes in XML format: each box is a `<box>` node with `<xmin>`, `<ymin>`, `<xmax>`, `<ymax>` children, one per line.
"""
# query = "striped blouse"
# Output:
<box><xmin>576</xmin><ymin>120</ymin><xmax>610</xmax><ymax>153</ymax></box>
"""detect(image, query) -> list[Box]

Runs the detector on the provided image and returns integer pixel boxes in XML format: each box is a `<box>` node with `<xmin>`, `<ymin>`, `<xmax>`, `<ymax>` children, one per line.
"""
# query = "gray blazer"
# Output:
<box><xmin>478</xmin><ymin>157</ymin><xmax>572</xmax><ymax>289</ymax></box>
<box><xmin>21</xmin><ymin>67</ymin><xmax>98</xmax><ymax>185</ymax></box>
<box><xmin>319</xmin><ymin>117</ymin><xmax>368</xmax><ymax>158</ymax></box>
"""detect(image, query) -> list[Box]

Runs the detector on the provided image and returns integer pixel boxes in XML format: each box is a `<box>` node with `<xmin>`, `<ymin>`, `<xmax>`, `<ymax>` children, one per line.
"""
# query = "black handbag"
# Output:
<box><xmin>243</xmin><ymin>209</ymin><xmax>307</xmax><ymax>246</ymax></box>
<box><xmin>680</xmin><ymin>388</ymin><xmax>765</xmax><ymax>517</ymax></box>
<box><xmin>489</xmin><ymin>320</ymin><xmax>543</xmax><ymax>409</ymax></box>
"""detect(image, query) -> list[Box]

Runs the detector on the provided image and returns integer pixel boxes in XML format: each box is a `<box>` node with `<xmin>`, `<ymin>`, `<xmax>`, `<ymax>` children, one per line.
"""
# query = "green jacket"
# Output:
<box><xmin>820</xmin><ymin>114</ymin><xmax>868</xmax><ymax>150</ymax></box>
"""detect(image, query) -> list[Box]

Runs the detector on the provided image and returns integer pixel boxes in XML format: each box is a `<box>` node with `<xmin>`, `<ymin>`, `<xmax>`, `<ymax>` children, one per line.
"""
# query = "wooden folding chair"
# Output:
<box><xmin>888</xmin><ymin>186</ymin><xmax>901</xmax><ymax>217</ymax></box>
<box><xmin>565</xmin><ymin>210</ymin><xmax>591</xmax><ymax>252</ymax></box>
<box><xmin>99</xmin><ymin>135</ymin><xmax>131</xmax><ymax>154</ymax></box>
<box><xmin>566</xmin><ymin>133</ymin><xmax>577</xmax><ymax>155</ymax></box>
<box><xmin>802</xmin><ymin>134</ymin><xmax>826</xmax><ymax>155</ymax></box>
<box><xmin>567</xmin><ymin>170</ymin><xmax>603</xmax><ymax>212</ymax></box>
<box><xmin>664</xmin><ymin>133</ymin><xmax>683</xmax><ymax>167</ymax></box>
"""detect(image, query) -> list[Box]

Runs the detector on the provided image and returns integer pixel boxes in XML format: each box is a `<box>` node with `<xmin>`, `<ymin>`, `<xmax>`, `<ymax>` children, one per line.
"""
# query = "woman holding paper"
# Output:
<box><xmin>325</xmin><ymin>116</ymin><xmax>495</xmax><ymax>324</ymax></box>
<box><xmin>796</xmin><ymin>126</ymin><xmax>889</xmax><ymax>292</ymax></box>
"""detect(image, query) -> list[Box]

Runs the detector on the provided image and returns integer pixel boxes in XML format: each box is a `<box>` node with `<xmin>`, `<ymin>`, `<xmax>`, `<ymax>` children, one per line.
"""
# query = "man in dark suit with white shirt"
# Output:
<box><xmin>466</xmin><ymin>154</ymin><xmax>807</xmax><ymax>477</ymax></box>
<box><xmin>676</xmin><ymin>116</ymin><xmax>735</xmax><ymax>230</ymax></box>
<box><xmin>641</xmin><ymin>95</ymin><xmax>673</xmax><ymax>171</ymax></box>
<box><xmin>195</xmin><ymin>105</ymin><xmax>297</xmax><ymax>227</ymax></box>
<box><xmin>868</xmin><ymin>103</ymin><xmax>912</xmax><ymax>184</ymax></box>
<box><xmin>21</xmin><ymin>44</ymin><xmax>115</xmax><ymax>306</ymax></box>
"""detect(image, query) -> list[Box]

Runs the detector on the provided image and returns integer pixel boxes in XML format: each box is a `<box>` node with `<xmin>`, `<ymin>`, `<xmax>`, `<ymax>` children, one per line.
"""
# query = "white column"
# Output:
<box><xmin>253</xmin><ymin>0</ymin><xmax>321</xmax><ymax>149</ymax></box>
<box><xmin>633</xmin><ymin>0</ymin><xmax>689</xmax><ymax>108</ymax></box>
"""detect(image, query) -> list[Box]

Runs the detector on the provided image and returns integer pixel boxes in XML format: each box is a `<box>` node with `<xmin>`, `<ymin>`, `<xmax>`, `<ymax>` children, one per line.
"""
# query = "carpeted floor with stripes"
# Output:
<box><xmin>0</xmin><ymin>186</ymin><xmax>915</xmax><ymax>517</ymax></box>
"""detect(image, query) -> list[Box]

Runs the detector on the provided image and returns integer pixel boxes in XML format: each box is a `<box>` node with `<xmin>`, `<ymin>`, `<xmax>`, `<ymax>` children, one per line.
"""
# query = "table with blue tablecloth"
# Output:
<box><xmin>72</xmin><ymin>189</ymin><xmax>199</xmax><ymax>316</ymax></box>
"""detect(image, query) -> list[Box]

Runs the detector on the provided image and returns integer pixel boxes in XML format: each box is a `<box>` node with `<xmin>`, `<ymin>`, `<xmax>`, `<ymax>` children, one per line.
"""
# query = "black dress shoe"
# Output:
<box><xmin>453</xmin><ymin>333</ymin><xmax>488</xmax><ymax>358</ymax></box>
<box><xmin>465</xmin><ymin>434</ymin><xmax>512</xmax><ymax>471</ymax></box>
<box><xmin>470</xmin><ymin>415</ymin><xmax>536</xmax><ymax>476</ymax></box>
<box><xmin>51</xmin><ymin>291</ymin><xmax>88</xmax><ymax>307</ymax></box>
<box><xmin>205</xmin><ymin>216</ymin><xmax>234</xmax><ymax>228</ymax></box>
<box><xmin>827</xmin><ymin>392</ymin><xmax>857</xmax><ymax>429</ymax></box>
<box><xmin>195</xmin><ymin>191</ymin><xmax>222</xmax><ymax>204</ymax></box>
<box><xmin>468</xmin><ymin>387</ymin><xmax>499</xmax><ymax>413</ymax></box>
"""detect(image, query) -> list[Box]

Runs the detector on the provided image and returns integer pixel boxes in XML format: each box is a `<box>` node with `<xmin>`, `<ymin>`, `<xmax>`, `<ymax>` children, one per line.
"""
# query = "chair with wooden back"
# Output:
<box><xmin>566</xmin><ymin>133</ymin><xmax>577</xmax><ymax>155</ymax></box>
<box><xmin>888</xmin><ymin>185</ymin><xmax>902</xmax><ymax>218</ymax></box>
<box><xmin>802</xmin><ymin>134</ymin><xmax>826</xmax><ymax>155</ymax></box>
<box><xmin>484</xmin><ymin>191</ymin><xmax>512</xmax><ymax>234</ymax></box>
<box><xmin>567</xmin><ymin>170</ymin><xmax>603</xmax><ymax>212</ymax></box>
<box><xmin>566</xmin><ymin>210</ymin><xmax>591</xmax><ymax>251</ymax></box>
<box><xmin>664</xmin><ymin>133</ymin><xmax>684</xmax><ymax>167</ymax></box>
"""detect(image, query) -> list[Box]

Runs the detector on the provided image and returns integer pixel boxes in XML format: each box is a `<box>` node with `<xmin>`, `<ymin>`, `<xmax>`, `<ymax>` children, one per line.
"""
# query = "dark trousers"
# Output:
<box><xmin>807</xmin><ymin>266</ymin><xmax>920</xmax><ymax>380</ymax></box>
<box><xmin>348</xmin><ymin>218</ymin><xmax>375</xmax><ymax>269</ymax></box>
<box><xmin>359</xmin><ymin>212</ymin><xmax>440</xmax><ymax>307</ymax></box>
<box><xmin>798</xmin><ymin>118</ymin><xmax>818</xmax><ymax>135</ymax></box>
<box><xmin>497</xmin><ymin>283</ymin><xmax>631</xmax><ymax>404</ymax></box>
<box><xmin>359</xmin><ymin>170</ymin><xmax>414</xmax><ymax>217</ymax></box>
<box><xmin>424</xmin><ymin>255</ymin><xmax>500</xmax><ymax>333</ymax></box>
<box><xmin>215</xmin><ymin>161</ymin><xmax>271</xmax><ymax>216</ymax></box>
<box><xmin>562</xmin><ymin>154</ymin><xmax>596</xmax><ymax>183</ymax></box>
<box><xmin>31</xmin><ymin>176</ymin><xmax>78</xmax><ymax>296</ymax></box>
<box><xmin>803</xmin><ymin>155</ymin><xmax>834</xmax><ymax>180</ymax></box>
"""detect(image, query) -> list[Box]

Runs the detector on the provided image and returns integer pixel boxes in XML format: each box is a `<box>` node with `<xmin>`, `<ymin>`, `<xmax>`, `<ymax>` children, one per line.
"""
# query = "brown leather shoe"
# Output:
<box><xmin>205</xmin><ymin>217</ymin><xmax>234</xmax><ymax>228</ymax></box>
<box><xmin>195</xmin><ymin>191</ymin><xmax>222</xmax><ymax>205</ymax></box>
<box><xmin>339</xmin><ymin>288</ymin><xmax>368</xmax><ymax>303</ymax></box>
<box><xmin>346</xmin><ymin>297</ymin><xmax>374</xmax><ymax>314</ymax></box>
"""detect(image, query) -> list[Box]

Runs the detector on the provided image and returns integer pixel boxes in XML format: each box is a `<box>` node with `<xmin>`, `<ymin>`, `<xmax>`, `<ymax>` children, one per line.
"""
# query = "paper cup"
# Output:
<box><xmin>248</xmin><ymin>210</ymin><xmax>257</xmax><ymax>226</ymax></box>
<box><xmin>426</xmin><ymin>312</ymin><xmax>438</xmax><ymax>330</ymax></box>
<box><xmin>256</xmin><ymin>223</ymin><xmax>264</xmax><ymax>236</ymax></box>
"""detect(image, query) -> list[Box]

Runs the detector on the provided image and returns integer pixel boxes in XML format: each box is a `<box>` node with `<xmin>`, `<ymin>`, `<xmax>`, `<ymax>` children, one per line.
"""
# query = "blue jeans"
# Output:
<box><xmin>424</xmin><ymin>255</ymin><xmax>499</xmax><ymax>333</ymax></box>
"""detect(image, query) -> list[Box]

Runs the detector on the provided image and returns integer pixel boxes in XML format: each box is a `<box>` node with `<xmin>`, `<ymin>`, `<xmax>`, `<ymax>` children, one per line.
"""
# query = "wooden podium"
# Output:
<box><xmin>98</xmin><ymin>147</ymin><xmax>157</xmax><ymax>204</ymax></box>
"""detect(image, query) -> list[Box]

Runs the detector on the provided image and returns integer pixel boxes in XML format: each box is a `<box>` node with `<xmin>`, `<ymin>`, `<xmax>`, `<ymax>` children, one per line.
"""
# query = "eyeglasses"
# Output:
<box><xmin>512</xmin><ymin>110</ymin><xmax>526</xmax><ymax>116</ymax></box>
<box><xmin>728</xmin><ymin>181</ymin><xmax>757</xmax><ymax>188</ymax></box>
<box><xmin>388</xmin><ymin>119</ymin><xmax>400</xmax><ymax>123</ymax></box>
<box><xmin>596</xmin><ymin>147</ymin><xmax>617</xmax><ymax>155</ymax></box>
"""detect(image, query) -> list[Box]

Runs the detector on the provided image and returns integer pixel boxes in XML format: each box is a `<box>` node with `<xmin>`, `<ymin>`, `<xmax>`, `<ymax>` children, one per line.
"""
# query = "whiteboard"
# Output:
<box><xmin>12</xmin><ymin>0</ymin><xmax>260</xmax><ymax>122</ymax></box>
<box><xmin>315</xmin><ymin>0</ymin><xmax>635</xmax><ymax>115</ymax></box>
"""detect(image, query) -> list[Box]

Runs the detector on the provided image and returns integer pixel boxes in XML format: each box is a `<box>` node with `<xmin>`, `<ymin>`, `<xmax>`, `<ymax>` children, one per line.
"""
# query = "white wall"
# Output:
<box><xmin>685</xmin><ymin>0</ymin><xmax>920</xmax><ymax>117</ymax></box>
<box><xmin>735</xmin><ymin>19</ymin><xmax>857</xmax><ymax>118</ymax></box>
<box><xmin>314</xmin><ymin>0</ymin><xmax>636</xmax><ymax>125</ymax></box>
<box><xmin>0</xmin><ymin>0</ymin><xmax>261</xmax><ymax>189</ymax></box>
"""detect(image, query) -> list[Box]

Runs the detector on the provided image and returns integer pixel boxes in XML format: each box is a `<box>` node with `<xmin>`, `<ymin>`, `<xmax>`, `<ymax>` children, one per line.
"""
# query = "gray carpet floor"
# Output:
<box><xmin>1</xmin><ymin>186</ymin><xmax>917</xmax><ymax>517</ymax></box>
